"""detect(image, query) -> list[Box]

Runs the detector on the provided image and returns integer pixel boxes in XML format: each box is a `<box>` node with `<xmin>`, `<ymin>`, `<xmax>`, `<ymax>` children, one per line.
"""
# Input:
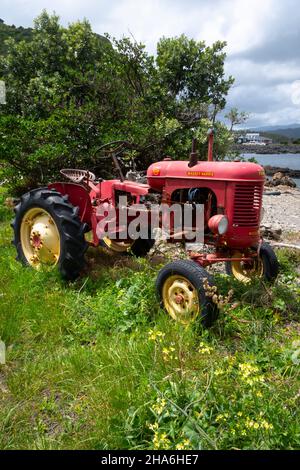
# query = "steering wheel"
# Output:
<box><xmin>94</xmin><ymin>140</ymin><xmax>137</xmax><ymax>182</ymax></box>
<box><xmin>96</xmin><ymin>140</ymin><xmax>135</xmax><ymax>155</ymax></box>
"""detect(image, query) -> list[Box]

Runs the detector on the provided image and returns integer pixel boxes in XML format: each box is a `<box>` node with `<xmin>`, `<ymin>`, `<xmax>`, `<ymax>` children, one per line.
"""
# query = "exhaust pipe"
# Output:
<box><xmin>207</xmin><ymin>128</ymin><xmax>214</xmax><ymax>162</ymax></box>
<box><xmin>188</xmin><ymin>129</ymin><xmax>215</xmax><ymax>167</ymax></box>
<box><xmin>188</xmin><ymin>138</ymin><xmax>198</xmax><ymax>167</ymax></box>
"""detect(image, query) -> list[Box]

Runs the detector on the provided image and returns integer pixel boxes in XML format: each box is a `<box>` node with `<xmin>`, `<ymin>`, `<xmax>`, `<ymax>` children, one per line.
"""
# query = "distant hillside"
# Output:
<box><xmin>265</xmin><ymin>127</ymin><xmax>300</xmax><ymax>140</ymax></box>
<box><xmin>240</xmin><ymin>125</ymin><xmax>300</xmax><ymax>142</ymax></box>
<box><xmin>0</xmin><ymin>18</ymin><xmax>33</xmax><ymax>55</ymax></box>
<box><xmin>253</xmin><ymin>123</ymin><xmax>300</xmax><ymax>131</ymax></box>
<box><xmin>251</xmin><ymin>125</ymin><xmax>300</xmax><ymax>140</ymax></box>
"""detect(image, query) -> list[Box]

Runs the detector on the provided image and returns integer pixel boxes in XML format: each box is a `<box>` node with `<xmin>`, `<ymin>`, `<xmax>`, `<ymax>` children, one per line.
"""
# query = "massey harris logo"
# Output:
<box><xmin>152</xmin><ymin>167</ymin><xmax>161</xmax><ymax>176</ymax></box>
<box><xmin>187</xmin><ymin>171</ymin><xmax>214</xmax><ymax>177</ymax></box>
<box><xmin>259</xmin><ymin>169</ymin><xmax>265</xmax><ymax>176</ymax></box>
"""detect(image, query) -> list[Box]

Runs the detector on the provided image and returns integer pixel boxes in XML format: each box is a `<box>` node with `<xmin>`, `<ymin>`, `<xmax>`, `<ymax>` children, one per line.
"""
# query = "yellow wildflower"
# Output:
<box><xmin>162</xmin><ymin>346</ymin><xmax>176</xmax><ymax>361</ymax></box>
<box><xmin>198</xmin><ymin>342</ymin><xmax>213</xmax><ymax>355</ymax></box>
<box><xmin>239</xmin><ymin>363</ymin><xmax>259</xmax><ymax>377</ymax></box>
<box><xmin>153</xmin><ymin>432</ymin><xmax>170</xmax><ymax>450</ymax></box>
<box><xmin>238</xmin><ymin>363</ymin><xmax>264</xmax><ymax>386</ymax></box>
<box><xmin>152</xmin><ymin>398</ymin><xmax>167</xmax><ymax>415</ymax></box>
<box><xmin>148</xmin><ymin>329</ymin><xmax>165</xmax><ymax>342</ymax></box>
<box><xmin>148</xmin><ymin>422</ymin><xmax>159</xmax><ymax>431</ymax></box>
<box><xmin>216</xmin><ymin>413</ymin><xmax>229</xmax><ymax>423</ymax></box>
<box><xmin>176</xmin><ymin>443</ymin><xmax>184</xmax><ymax>450</ymax></box>
<box><xmin>176</xmin><ymin>439</ymin><xmax>192</xmax><ymax>450</ymax></box>
<box><xmin>260</xmin><ymin>420</ymin><xmax>273</xmax><ymax>430</ymax></box>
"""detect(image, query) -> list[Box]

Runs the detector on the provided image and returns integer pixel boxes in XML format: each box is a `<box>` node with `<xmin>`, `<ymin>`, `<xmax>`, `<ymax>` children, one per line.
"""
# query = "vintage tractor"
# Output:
<box><xmin>12</xmin><ymin>131</ymin><xmax>279</xmax><ymax>326</ymax></box>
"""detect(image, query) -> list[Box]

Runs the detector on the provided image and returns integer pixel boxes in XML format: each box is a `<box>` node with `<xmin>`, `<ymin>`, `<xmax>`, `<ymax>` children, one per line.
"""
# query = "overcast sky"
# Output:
<box><xmin>1</xmin><ymin>0</ymin><xmax>300</xmax><ymax>128</ymax></box>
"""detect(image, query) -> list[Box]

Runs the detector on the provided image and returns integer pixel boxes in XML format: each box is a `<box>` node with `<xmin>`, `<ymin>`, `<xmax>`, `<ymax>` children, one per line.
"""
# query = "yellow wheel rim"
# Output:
<box><xmin>102</xmin><ymin>237</ymin><xmax>134</xmax><ymax>253</ymax></box>
<box><xmin>230</xmin><ymin>251</ymin><xmax>264</xmax><ymax>283</ymax></box>
<box><xmin>162</xmin><ymin>275</ymin><xmax>200</xmax><ymax>324</ymax></box>
<box><xmin>20</xmin><ymin>207</ymin><xmax>60</xmax><ymax>269</ymax></box>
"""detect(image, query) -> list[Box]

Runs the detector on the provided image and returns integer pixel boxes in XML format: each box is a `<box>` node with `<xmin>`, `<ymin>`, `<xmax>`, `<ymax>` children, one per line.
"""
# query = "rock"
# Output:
<box><xmin>260</xmin><ymin>224</ymin><xmax>282</xmax><ymax>241</ymax></box>
<box><xmin>263</xmin><ymin>165</ymin><xmax>300</xmax><ymax>179</ymax></box>
<box><xmin>273</xmin><ymin>171</ymin><xmax>285</xmax><ymax>180</ymax></box>
<box><xmin>264</xmin><ymin>177</ymin><xmax>273</xmax><ymax>187</ymax></box>
<box><xmin>267</xmin><ymin>172</ymin><xmax>296</xmax><ymax>188</ymax></box>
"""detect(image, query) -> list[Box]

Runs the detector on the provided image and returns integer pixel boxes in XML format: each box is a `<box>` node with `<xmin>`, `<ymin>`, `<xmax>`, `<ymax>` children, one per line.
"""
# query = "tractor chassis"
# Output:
<box><xmin>187</xmin><ymin>242</ymin><xmax>262</xmax><ymax>268</ymax></box>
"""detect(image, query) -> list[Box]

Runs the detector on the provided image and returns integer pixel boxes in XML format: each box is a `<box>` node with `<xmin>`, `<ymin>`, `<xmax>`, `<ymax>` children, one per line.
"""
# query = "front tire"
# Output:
<box><xmin>12</xmin><ymin>188</ymin><xmax>88</xmax><ymax>280</ymax></box>
<box><xmin>156</xmin><ymin>260</ymin><xmax>219</xmax><ymax>327</ymax></box>
<box><xmin>225</xmin><ymin>242</ymin><xmax>279</xmax><ymax>283</ymax></box>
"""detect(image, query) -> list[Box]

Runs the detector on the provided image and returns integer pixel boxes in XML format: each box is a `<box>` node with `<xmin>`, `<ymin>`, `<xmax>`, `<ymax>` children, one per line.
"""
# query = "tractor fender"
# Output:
<box><xmin>48</xmin><ymin>182</ymin><xmax>93</xmax><ymax>226</ymax></box>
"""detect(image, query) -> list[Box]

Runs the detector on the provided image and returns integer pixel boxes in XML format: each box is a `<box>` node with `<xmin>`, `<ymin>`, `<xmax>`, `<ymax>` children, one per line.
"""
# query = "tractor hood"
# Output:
<box><xmin>147</xmin><ymin>160</ymin><xmax>265</xmax><ymax>191</ymax></box>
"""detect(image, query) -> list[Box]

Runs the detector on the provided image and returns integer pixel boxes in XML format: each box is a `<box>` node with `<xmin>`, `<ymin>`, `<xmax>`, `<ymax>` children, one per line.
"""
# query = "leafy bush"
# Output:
<box><xmin>0</xmin><ymin>11</ymin><xmax>234</xmax><ymax>193</ymax></box>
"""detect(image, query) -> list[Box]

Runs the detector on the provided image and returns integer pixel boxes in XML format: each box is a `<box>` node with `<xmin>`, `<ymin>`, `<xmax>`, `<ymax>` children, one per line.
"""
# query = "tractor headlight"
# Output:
<box><xmin>217</xmin><ymin>216</ymin><xmax>229</xmax><ymax>234</ymax></box>
<box><xmin>208</xmin><ymin>215</ymin><xmax>229</xmax><ymax>235</ymax></box>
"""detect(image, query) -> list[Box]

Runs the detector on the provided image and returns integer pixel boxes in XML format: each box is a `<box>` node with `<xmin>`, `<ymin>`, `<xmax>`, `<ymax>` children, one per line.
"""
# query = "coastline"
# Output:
<box><xmin>232</xmin><ymin>143</ymin><xmax>300</xmax><ymax>154</ymax></box>
<box><xmin>263</xmin><ymin>166</ymin><xmax>300</xmax><ymax>178</ymax></box>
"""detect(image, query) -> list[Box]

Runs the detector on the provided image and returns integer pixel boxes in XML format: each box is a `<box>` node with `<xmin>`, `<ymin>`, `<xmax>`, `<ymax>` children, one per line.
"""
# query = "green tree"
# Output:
<box><xmin>225</xmin><ymin>107</ymin><xmax>249</xmax><ymax>131</ymax></box>
<box><xmin>0</xmin><ymin>12</ymin><xmax>234</xmax><ymax>193</ymax></box>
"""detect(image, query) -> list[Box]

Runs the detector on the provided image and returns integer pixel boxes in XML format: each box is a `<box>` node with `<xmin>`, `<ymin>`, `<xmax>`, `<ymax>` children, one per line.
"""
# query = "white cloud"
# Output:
<box><xmin>93</xmin><ymin>0</ymin><xmax>275</xmax><ymax>55</ymax></box>
<box><xmin>291</xmin><ymin>80</ymin><xmax>300</xmax><ymax>105</ymax></box>
<box><xmin>248</xmin><ymin>107</ymin><xmax>300</xmax><ymax>127</ymax></box>
<box><xmin>226</xmin><ymin>59</ymin><xmax>300</xmax><ymax>87</ymax></box>
<box><xmin>1</xmin><ymin>0</ymin><xmax>300</xmax><ymax>127</ymax></box>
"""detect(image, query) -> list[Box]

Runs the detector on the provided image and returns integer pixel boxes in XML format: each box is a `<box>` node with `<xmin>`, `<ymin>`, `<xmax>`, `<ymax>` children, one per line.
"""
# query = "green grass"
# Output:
<box><xmin>0</xmin><ymin>190</ymin><xmax>300</xmax><ymax>450</ymax></box>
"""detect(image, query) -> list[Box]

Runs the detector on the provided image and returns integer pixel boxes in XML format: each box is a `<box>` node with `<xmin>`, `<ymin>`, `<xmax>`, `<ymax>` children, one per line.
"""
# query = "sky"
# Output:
<box><xmin>1</xmin><ymin>0</ymin><xmax>300</xmax><ymax>128</ymax></box>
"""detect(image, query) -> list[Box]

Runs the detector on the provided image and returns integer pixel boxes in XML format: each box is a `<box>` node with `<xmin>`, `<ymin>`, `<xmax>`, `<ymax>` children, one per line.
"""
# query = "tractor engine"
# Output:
<box><xmin>147</xmin><ymin>158</ymin><xmax>265</xmax><ymax>250</ymax></box>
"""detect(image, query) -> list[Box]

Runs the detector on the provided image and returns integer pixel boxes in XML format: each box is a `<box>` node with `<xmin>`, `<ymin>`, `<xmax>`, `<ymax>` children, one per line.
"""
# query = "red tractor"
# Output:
<box><xmin>12</xmin><ymin>131</ymin><xmax>279</xmax><ymax>326</ymax></box>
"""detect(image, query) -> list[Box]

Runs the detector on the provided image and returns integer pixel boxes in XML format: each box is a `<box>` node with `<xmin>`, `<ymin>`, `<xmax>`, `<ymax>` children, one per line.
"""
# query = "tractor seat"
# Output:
<box><xmin>60</xmin><ymin>169</ymin><xmax>96</xmax><ymax>183</ymax></box>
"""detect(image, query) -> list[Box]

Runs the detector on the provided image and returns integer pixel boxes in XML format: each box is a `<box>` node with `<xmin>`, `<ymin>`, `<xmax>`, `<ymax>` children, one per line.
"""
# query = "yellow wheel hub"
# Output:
<box><xmin>230</xmin><ymin>251</ymin><xmax>264</xmax><ymax>283</ymax></box>
<box><xmin>102</xmin><ymin>237</ymin><xmax>134</xmax><ymax>253</ymax></box>
<box><xmin>162</xmin><ymin>275</ymin><xmax>200</xmax><ymax>324</ymax></box>
<box><xmin>20</xmin><ymin>207</ymin><xmax>60</xmax><ymax>268</ymax></box>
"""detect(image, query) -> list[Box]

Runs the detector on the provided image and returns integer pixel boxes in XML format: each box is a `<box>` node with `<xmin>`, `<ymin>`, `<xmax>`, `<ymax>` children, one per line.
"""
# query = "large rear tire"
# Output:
<box><xmin>225</xmin><ymin>242</ymin><xmax>279</xmax><ymax>283</ymax></box>
<box><xmin>12</xmin><ymin>188</ymin><xmax>88</xmax><ymax>280</ymax></box>
<box><xmin>156</xmin><ymin>260</ymin><xmax>219</xmax><ymax>327</ymax></box>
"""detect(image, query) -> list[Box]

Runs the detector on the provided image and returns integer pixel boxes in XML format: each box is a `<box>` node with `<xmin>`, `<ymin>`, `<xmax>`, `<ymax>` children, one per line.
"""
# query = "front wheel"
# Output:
<box><xmin>156</xmin><ymin>260</ymin><xmax>219</xmax><ymax>327</ymax></box>
<box><xmin>225</xmin><ymin>242</ymin><xmax>279</xmax><ymax>283</ymax></box>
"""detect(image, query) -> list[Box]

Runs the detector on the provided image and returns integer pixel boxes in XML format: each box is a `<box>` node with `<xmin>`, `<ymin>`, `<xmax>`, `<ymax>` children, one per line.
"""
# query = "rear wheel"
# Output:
<box><xmin>225</xmin><ymin>242</ymin><xmax>279</xmax><ymax>283</ymax></box>
<box><xmin>12</xmin><ymin>188</ymin><xmax>88</xmax><ymax>280</ymax></box>
<box><xmin>156</xmin><ymin>260</ymin><xmax>218</xmax><ymax>327</ymax></box>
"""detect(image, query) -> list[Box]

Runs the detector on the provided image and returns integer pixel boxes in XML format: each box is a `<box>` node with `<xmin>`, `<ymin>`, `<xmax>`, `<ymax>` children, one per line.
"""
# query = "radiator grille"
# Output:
<box><xmin>233</xmin><ymin>183</ymin><xmax>263</xmax><ymax>227</ymax></box>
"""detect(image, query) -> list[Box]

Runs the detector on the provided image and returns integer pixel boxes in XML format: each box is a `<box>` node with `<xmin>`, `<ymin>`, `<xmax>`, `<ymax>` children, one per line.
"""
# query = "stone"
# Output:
<box><xmin>270</xmin><ymin>172</ymin><xmax>296</xmax><ymax>188</ymax></box>
<box><xmin>260</xmin><ymin>224</ymin><xmax>282</xmax><ymax>241</ymax></box>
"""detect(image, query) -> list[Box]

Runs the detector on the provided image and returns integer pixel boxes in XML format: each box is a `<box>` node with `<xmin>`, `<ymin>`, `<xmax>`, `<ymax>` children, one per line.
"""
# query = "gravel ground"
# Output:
<box><xmin>262</xmin><ymin>186</ymin><xmax>300</xmax><ymax>239</ymax></box>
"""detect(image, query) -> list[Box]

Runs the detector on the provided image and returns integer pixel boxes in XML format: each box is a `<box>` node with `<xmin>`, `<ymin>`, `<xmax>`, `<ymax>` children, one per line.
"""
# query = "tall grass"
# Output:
<box><xmin>0</xmin><ymin>189</ymin><xmax>299</xmax><ymax>449</ymax></box>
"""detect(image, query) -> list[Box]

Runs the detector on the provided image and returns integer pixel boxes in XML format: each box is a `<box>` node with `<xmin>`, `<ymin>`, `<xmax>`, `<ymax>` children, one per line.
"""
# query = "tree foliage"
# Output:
<box><xmin>225</xmin><ymin>107</ymin><xmax>249</xmax><ymax>131</ymax></box>
<box><xmin>0</xmin><ymin>18</ymin><xmax>33</xmax><ymax>55</ymax></box>
<box><xmin>0</xmin><ymin>11</ymin><xmax>234</xmax><ymax>193</ymax></box>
